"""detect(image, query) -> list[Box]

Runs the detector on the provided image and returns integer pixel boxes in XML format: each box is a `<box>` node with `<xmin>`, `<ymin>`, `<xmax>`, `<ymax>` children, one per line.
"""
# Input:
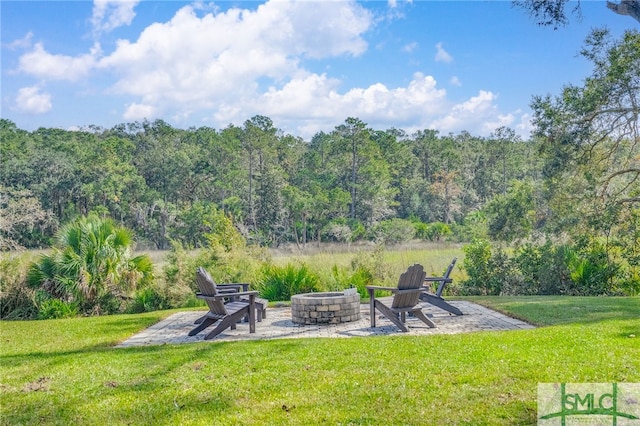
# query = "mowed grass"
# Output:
<box><xmin>1</xmin><ymin>297</ymin><xmax>638</xmax><ymax>425</ymax></box>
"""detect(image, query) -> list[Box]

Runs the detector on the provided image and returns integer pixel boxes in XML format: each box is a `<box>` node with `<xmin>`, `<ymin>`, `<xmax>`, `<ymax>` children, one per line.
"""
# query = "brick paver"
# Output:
<box><xmin>116</xmin><ymin>300</ymin><xmax>534</xmax><ymax>348</ymax></box>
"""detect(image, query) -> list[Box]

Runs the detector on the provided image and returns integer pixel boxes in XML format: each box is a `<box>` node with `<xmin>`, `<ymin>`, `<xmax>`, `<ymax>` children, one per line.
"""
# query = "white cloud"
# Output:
<box><xmin>6</xmin><ymin>32</ymin><xmax>33</xmax><ymax>50</ymax></box>
<box><xmin>430</xmin><ymin>90</ymin><xmax>505</xmax><ymax>134</ymax></box>
<box><xmin>95</xmin><ymin>0</ymin><xmax>372</xmax><ymax>116</ymax></box>
<box><xmin>403</xmin><ymin>42</ymin><xmax>418</xmax><ymax>53</ymax></box>
<box><xmin>18</xmin><ymin>42</ymin><xmax>101</xmax><ymax>81</ymax></box>
<box><xmin>123</xmin><ymin>102</ymin><xmax>157</xmax><ymax>121</ymax></box>
<box><xmin>514</xmin><ymin>112</ymin><xmax>533</xmax><ymax>137</ymax></box>
<box><xmin>256</xmin><ymin>72</ymin><xmax>448</xmax><ymax>137</ymax></box>
<box><xmin>91</xmin><ymin>1</ymin><xmax>139</xmax><ymax>34</ymax></box>
<box><xmin>450</xmin><ymin>76</ymin><xmax>462</xmax><ymax>86</ymax></box>
<box><xmin>15</xmin><ymin>86</ymin><xmax>52</xmax><ymax>114</ymax></box>
<box><xmin>12</xmin><ymin>0</ymin><xmax>526</xmax><ymax>139</ymax></box>
<box><xmin>435</xmin><ymin>42</ymin><xmax>453</xmax><ymax>63</ymax></box>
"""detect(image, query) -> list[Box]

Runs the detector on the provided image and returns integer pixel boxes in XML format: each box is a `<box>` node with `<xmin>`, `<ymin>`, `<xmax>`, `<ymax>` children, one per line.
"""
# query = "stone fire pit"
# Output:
<box><xmin>291</xmin><ymin>291</ymin><xmax>361</xmax><ymax>325</ymax></box>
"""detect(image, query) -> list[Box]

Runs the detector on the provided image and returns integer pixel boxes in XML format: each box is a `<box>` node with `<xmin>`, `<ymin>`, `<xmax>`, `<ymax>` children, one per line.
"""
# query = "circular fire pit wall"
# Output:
<box><xmin>291</xmin><ymin>291</ymin><xmax>361</xmax><ymax>325</ymax></box>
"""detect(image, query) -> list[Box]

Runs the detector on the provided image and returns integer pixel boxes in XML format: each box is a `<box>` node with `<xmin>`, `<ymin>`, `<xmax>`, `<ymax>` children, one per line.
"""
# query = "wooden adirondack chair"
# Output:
<box><xmin>188</xmin><ymin>267</ymin><xmax>257</xmax><ymax>340</ymax></box>
<box><xmin>366</xmin><ymin>264</ymin><xmax>435</xmax><ymax>332</ymax></box>
<box><xmin>419</xmin><ymin>258</ymin><xmax>463</xmax><ymax>316</ymax></box>
<box><xmin>192</xmin><ymin>269</ymin><xmax>267</xmax><ymax>326</ymax></box>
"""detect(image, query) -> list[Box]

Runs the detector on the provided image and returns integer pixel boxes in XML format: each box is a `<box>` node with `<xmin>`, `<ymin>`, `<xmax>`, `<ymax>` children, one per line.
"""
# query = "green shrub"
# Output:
<box><xmin>461</xmin><ymin>239</ymin><xmax>492</xmax><ymax>295</ymax></box>
<box><xmin>425</xmin><ymin>222</ymin><xmax>452</xmax><ymax>242</ymax></box>
<box><xmin>450</xmin><ymin>211</ymin><xmax>488</xmax><ymax>242</ymax></box>
<box><xmin>463</xmin><ymin>237</ymin><xmax>638</xmax><ymax>296</ymax></box>
<box><xmin>257</xmin><ymin>263</ymin><xmax>320</xmax><ymax>301</ymax></box>
<box><xmin>37</xmin><ymin>298</ymin><xmax>78</xmax><ymax>319</ymax></box>
<box><xmin>461</xmin><ymin>239</ymin><xmax>517</xmax><ymax>295</ymax></box>
<box><xmin>169</xmin><ymin>201</ymin><xmax>246</xmax><ymax>250</ymax></box>
<box><xmin>329</xmin><ymin>265</ymin><xmax>374</xmax><ymax>299</ymax></box>
<box><xmin>412</xmin><ymin>220</ymin><xmax>430</xmax><ymax>240</ymax></box>
<box><xmin>0</xmin><ymin>254</ymin><xmax>38</xmax><ymax>319</ymax></box>
<box><xmin>26</xmin><ymin>215</ymin><xmax>154</xmax><ymax>315</ymax></box>
<box><xmin>126</xmin><ymin>287</ymin><xmax>170</xmax><ymax>313</ymax></box>
<box><xmin>321</xmin><ymin>223</ymin><xmax>352</xmax><ymax>243</ymax></box>
<box><xmin>351</xmin><ymin>245</ymin><xmax>395</xmax><ymax>286</ymax></box>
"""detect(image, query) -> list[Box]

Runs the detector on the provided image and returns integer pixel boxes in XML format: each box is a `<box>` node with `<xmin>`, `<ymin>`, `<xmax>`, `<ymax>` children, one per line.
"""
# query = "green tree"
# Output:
<box><xmin>0</xmin><ymin>187</ymin><xmax>57</xmax><ymax>250</ymax></box>
<box><xmin>532</xmin><ymin>29</ymin><xmax>639</xmax><ymax>235</ymax></box>
<box><xmin>331</xmin><ymin>118</ymin><xmax>397</xmax><ymax>226</ymax></box>
<box><xmin>485</xmin><ymin>180</ymin><xmax>537</xmax><ymax>243</ymax></box>
<box><xmin>171</xmin><ymin>201</ymin><xmax>245</xmax><ymax>249</ymax></box>
<box><xmin>242</xmin><ymin>115</ymin><xmax>278</xmax><ymax>232</ymax></box>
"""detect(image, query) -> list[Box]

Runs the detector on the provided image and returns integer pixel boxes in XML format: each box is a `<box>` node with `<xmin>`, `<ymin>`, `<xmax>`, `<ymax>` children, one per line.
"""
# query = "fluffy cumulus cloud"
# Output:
<box><xmin>254</xmin><ymin>72</ymin><xmax>450</xmax><ymax>136</ymax></box>
<box><xmin>430</xmin><ymin>90</ymin><xmax>510</xmax><ymax>134</ymax></box>
<box><xmin>15</xmin><ymin>86</ymin><xmax>52</xmax><ymax>114</ymax></box>
<box><xmin>123</xmin><ymin>102</ymin><xmax>157</xmax><ymax>121</ymax></box>
<box><xmin>96</xmin><ymin>1</ymin><xmax>372</xmax><ymax>120</ymax></box>
<box><xmin>18</xmin><ymin>42</ymin><xmax>101</xmax><ymax>81</ymax></box>
<box><xmin>13</xmin><ymin>0</ymin><xmax>526</xmax><ymax>138</ymax></box>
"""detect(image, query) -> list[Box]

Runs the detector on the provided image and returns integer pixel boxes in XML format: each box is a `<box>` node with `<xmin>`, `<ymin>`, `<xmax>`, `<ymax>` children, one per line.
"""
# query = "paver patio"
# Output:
<box><xmin>116</xmin><ymin>300</ymin><xmax>534</xmax><ymax>347</ymax></box>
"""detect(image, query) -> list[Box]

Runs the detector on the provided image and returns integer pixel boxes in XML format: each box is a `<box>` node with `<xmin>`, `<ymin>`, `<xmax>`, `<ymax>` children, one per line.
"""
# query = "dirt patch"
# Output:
<box><xmin>22</xmin><ymin>377</ymin><xmax>50</xmax><ymax>392</ymax></box>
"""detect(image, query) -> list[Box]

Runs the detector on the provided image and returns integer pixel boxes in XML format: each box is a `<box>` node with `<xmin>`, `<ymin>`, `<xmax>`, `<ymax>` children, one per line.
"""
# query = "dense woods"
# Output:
<box><xmin>1</xmin><ymin>116</ymin><xmax>542</xmax><ymax>249</ymax></box>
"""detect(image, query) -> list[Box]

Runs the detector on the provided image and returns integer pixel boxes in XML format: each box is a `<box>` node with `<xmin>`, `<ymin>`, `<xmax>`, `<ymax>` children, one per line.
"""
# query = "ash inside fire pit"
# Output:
<box><xmin>291</xmin><ymin>291</ymin><xmax>361</xmax><ymax>325</ymax></box>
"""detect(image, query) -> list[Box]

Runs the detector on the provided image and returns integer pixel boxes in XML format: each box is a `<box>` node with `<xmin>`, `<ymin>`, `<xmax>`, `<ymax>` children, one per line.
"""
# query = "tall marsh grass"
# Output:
<box><xmin>2</xmin><ymin>243</ymin><xmax>465</xmax><ymax>318</ymax></box>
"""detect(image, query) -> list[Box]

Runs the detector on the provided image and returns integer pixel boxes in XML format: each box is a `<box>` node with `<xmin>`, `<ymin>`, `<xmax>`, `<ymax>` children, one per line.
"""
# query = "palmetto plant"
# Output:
<box><xmin>27</xmin><ymin>215</ymin><xmax>154</xmax><ymax>315</ymax></box>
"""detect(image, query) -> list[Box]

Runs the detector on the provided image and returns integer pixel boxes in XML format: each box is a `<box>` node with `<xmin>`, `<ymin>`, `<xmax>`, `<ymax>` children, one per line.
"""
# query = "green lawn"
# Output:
<box><xmin>1</xmin><ymin>297</ymin><xmax>638</xmax><ymax>425</ymax></box>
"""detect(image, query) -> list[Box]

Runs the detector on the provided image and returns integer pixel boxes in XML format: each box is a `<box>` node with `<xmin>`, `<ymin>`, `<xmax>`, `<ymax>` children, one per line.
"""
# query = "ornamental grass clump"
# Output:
<box><xmin>257</xmin><ymin>263</ymin><xmax>320</xmax><ymax>301</ymax></box>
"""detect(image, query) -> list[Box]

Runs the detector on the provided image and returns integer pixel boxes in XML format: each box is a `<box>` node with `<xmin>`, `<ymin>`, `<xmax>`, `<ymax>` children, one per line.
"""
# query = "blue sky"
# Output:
<box><xmin>1</xmin><ymin>1</ymin><xmax>634</xmax><ymax>139</ymax></box>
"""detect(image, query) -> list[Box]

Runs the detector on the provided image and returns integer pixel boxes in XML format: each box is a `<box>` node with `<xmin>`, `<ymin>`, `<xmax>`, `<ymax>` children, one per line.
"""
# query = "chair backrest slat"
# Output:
<box><xmin>392</xmin><ymin>264</ymin><xmax>425</xmax><ymax>308</ymax></box>
<box><xmin>196</xmin><ymin>267</ymin><xmax>228</xmax><ymax>315</ymax></box>
<box><xmin>435</xmin><ymin>258</ymin><xmax>457</xmax><ymax>297</ymax></box>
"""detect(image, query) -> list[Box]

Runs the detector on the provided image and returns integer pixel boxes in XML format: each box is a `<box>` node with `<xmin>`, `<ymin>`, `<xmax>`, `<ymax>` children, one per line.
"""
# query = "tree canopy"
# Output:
<box><xmin>515</xmin><ymin>0</ymin><xmax>640</xmax><ymax>27</ymax></box>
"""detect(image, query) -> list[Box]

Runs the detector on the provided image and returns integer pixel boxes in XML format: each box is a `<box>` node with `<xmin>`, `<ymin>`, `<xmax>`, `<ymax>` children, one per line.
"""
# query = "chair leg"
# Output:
<box><xmin>203</xmin><ymin>309</ymin><xmax>254</xmax><ymax>340</ymax></box>
<box><xmin>194</xmin><ymin>313</ymin><xmax>208</xmax><ymax>325</ymax></box>
<box><xmin>420</xmin><ymin>293</ymin><xmax>463</xmax><ymax>315</ymax></box>
<box><xmin>189</xmin><ymin>317</ymin><xmax>218</xmax><ymax>336</ymax></box>
<box><xmin>374</xmin><ymin>300</ymin><xmax>408</xmax><ymax>332</ymax></box>
<box><xmin>203</xmin><ymin>317</ymin><xmax>236</xmax><ymax>340</ymax></box>
<box><xmin>412</xmin><ymin>309</ymin><xmax>436</xmax><ymax>328</ymax></box>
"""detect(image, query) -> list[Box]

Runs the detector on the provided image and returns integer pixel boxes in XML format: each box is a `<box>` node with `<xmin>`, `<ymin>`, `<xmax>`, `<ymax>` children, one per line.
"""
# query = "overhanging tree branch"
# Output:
<box><xmin>607</xmin><ymin>0</ymin><xmax>640</xmax><ymax>22</ymax></box>
<box><xmin>515</xmin><ymin>0</ymin><xmax>640</xmax><ymax>26</ymax></box>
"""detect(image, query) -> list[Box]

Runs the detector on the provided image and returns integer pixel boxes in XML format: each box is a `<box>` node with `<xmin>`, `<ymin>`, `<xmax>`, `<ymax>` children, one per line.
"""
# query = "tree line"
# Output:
<box><xmin>1</xmin><ymin>116</ymin><xmax>544</xmax><ymax>249</ymax></box>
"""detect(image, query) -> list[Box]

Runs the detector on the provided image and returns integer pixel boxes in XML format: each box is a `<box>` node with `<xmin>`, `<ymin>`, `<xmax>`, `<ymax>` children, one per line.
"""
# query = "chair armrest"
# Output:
<box><xmin>196</xmin><ymin>290</ymin><xmax>258</xmax><ymax>300</ymax></box>
<box><xmin>217</xmin><ymin>287</ymin><xmax>242</xmax><ymax>295</ymax></box>
<box><xmin>365</xmin><ymin>285</ymin><xmax>397</xmax><ymax>291</ymax></box>
<box><xmin>424</xmin><ymin>277</ymin><xmax>452</xmax><ymax>282</ymax></box>
<box><xmin>218</xmin><ymin>283</ymin><xmax>250</xmax><ymax>292</ymax></box>
<box><xmin>229</xmin><ymin>290</ymin><xmax>258</xmax><ymax>297</ymax></box>
<box><xmin>196</xmin><ymin>291</ymin><xmax>257</xmax><ymax>302</ymax></box>
<box><xmin>196</xmin><ymin>293</ymin><xmax>229</xmax><ymax>302</ymax></box>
